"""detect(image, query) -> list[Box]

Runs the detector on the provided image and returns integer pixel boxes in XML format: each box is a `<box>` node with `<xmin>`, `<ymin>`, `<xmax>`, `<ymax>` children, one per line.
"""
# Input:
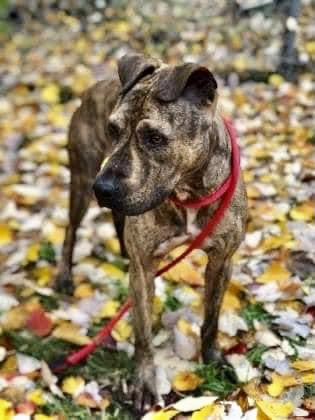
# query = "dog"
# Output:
<box><xmin>56</xmin><ymin>53</ymin><xmax>247</xmax><ymax>407</ymax></box>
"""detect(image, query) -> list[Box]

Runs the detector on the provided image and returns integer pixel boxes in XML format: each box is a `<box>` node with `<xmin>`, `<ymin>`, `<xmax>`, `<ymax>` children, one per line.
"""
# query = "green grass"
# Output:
<box><xmin>7</xmin><ymin>330</ymin><xmax>75</xmax><ymax>364</ymax></box>
<box><xmin>43</xmin><ymin>395</ymin><xmax>101</xmax><ymax>420</ymax></box>
<box><xmin>36</xmin><ymin>293</ymin><xmax>59</xmax><ymax>311</ymax></box>
<box><xmin>39</xmin><ymin>241</ymin><xmax>56</xmax><ymax>263</ymax></box>
<box><xmin>246</xmin><ymin>345</ymin><xmax>268</xmax><ymax>366</ymax></box>
<box><xmin>304</xmin><ymin>384</ymin><xmax>315</xmax><ymax>399</ymax></box>
<box><xmin>43</xmin><ymin>395</ymin><xmax>134</xmax><ymax>420</ymax></box>
<box><xmin>72</xmin><ymin>347</ymin><xmax>135</xmax><ymax>384</ymax></box>
<box><xmin>195</xmin><ymin>362</ymin><xmax>239</xmax><ymax>398</ymax></box>
<box><xmin>241</xmin><ymin>303</ymin><xmax>275</xmax><ymax>328</ymax></box>
<box><xmin>164</xmin><ymin>293</ymin><xmax>182</xmax><ymax>311</ymax></box>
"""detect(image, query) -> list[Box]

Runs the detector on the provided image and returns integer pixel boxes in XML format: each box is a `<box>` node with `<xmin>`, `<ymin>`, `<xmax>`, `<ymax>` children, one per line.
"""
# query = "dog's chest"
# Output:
<box><xmin>186</xmin><ymin>208</ymin><xmax>200</xmax><ymax>235</ymax></box>
<box><xmin>154</xmin><ymin>208</ymin><xmax>203</xmax><ymax>257</ymax></box>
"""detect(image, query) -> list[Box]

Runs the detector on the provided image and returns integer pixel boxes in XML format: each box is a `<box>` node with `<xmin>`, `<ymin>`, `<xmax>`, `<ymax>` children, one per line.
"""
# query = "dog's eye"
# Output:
<box><xmin>107</xmin><ymin>122</ymin><xmax>121</xmax><ymax>140</ymax></box>
<box><xmin>145</xmin><ymin>132</ymin><xmax>167</xmax><ymax>147</ymax></box>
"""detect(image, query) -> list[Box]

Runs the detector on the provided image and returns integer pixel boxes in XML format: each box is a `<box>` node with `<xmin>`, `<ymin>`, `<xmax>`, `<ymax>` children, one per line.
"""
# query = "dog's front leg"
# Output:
<box><xmin>201</xmin><ymin>250</ymin><xmax>232</xmax><ymax>363</ymax></box>
<box><xmin>125</xmin><ymin>221</ymin><xmax>158</xmax><ymax>410</ymax></box>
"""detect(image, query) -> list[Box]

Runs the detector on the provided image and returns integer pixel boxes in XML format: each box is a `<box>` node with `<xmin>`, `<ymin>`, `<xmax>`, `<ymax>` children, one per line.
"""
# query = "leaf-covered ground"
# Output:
<box><xmin>0</xmin><ymin>1</ymin><xmax>315</xmax><ymax>419</ymax></box>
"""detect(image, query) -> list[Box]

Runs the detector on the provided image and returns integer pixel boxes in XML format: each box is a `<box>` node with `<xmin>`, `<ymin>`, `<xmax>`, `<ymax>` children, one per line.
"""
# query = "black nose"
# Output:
<box><xmin>93</xmin><ymin>176</ymin><xmax>118</xmax><ymax>204</ymax></box>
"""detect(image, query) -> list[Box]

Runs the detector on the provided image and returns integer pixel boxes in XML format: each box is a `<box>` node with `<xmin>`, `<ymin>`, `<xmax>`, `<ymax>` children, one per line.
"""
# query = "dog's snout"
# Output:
<box><xmin>93</xmin><ymin>176</ymin><xmax>118</xmax><ymax>202</ymax></box>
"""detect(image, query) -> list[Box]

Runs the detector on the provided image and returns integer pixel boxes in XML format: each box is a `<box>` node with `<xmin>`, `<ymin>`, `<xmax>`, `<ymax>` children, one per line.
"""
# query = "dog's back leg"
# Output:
<box><xmin>56</xmin><ymin>113</ymin><xmax>104</xmax><ymax>294</ymax></box>
<box><xmin>55</xmin><ymin>168</ymin><xmax>93</xmax><ymax>294</ymax></box>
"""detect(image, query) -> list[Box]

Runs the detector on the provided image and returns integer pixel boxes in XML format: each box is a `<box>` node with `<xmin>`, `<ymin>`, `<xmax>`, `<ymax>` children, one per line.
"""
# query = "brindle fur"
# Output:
<box><xmin>56</xmin><ymin>54</ymin><xmax>247</xmax><ymax>408</ymax></box>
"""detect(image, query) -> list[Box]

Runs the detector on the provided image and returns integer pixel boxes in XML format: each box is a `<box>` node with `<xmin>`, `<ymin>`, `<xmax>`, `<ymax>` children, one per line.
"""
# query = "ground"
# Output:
<box><xmin>0</xmin><ymin>1</ymin><xmax>314</xmax><ymax>419</ymax></box>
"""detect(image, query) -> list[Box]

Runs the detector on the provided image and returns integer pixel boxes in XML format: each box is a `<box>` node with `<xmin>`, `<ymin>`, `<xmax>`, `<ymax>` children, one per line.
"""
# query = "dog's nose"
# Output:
<box><xmin>93</xmin><ymin>176</ymin><xmax>117</xmax><ymax>202</ymax></box>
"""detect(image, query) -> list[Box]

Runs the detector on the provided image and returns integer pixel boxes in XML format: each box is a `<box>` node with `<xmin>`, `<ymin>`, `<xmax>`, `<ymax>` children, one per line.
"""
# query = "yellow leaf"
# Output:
<box><xmin>172</xmin><ymin>371</ymin><xmax>203</xmax><ymax>392</ymax></box>
<box><xmin>1</xmin><ymin>306</ymin><xmax>27</xmax><ymax>331</ymax></box>
<box><xmin>44</xmin><ymin>224</ymin><xmax>65</xmax><ymax>245</ymax></box>
<box><xmin>152</xmin><ymin>410</ymin><xmax>178</xmax><ymax>420</ymax></box>
<box><xmin>99</xmin><ymin>300</ymin><xmax>120</xmax><ymax>318</ymax></box>
<box><xmin>26</xmin><ymin>244</ymin><xmax>40</xmax><ymax>263</ymax></box>
<box><xmin>300</xmin><ymin>372</ymin><xmax>315</xmax><ymax>384</ymax></box>
<box><xmin>0</xmin><ymin>355</ymin><xmax>17</xmax><ymax>375</ymax></box>
<box><xmin>105</xmin><ymin>238</ymin><xmax>121</xmax><ymax>254</ymax></box>
<box><xmin>27</xmin><ymin>389</ymin><xmax>46</xmax><ymax>405</ymax></box>
<box><xmin>74</xmin><ymin>283</ymin><xmax>94</xmax><ymax>299</ymax></box>
<box><xmin>47</xmin><ymin>105</ymin><xmax>68</xmax><ymax>128</ymax></box>
<box><xmin>0</xmin><ymin>224</ymin><xmax>13</xmax><ymax>246</ymax></box>
<box><xmin>305</xmin><ymin>41</ymin><xmax>315</xmax><ymax>57</ymax></box>
<box><xmin>41</xmin><ymin>83</ymin><xmax>60</xmax><ymax>104</ymax></box>
<box><xmin>34</xmin><ymin>266</ymin><xmax>54</xmax><ymax>286</ymax></box>
<box><xmin>222</xmin><ymin>283</ymin><xmax>242</xmax><ymax>311</ymax></box>
<box><xmin>153</xmin><ymin>296</ymin><xmax>164</xmax><ymax>316</ymax></box>
<box><xmin>290</xmin><ymin>201</ymin><xmax>314</xmax><ymax>222</ymax></box>
<box><xmin>256</xmin><ymin>261</ymin><xmax>290</xmax><ymax>284</ymax></box>
<box><xmin>233</xmin><ymin>56</ymin><xmax>249</xmax><ymax>72</ymax></box>
<box><xmin>0</xmin><ymin>399</ymin><xmax>14</xmax><ymax>420</ymax></box>
<box><xmin>246</xmin><ymin>185</ymin><xmax>261</xmax><ymax>199</ymax></box>
<box><xmin>62</xmin><ymin>376</ymin><xmax>85</xmax><ymax>396</ymax></box>
<box><xmin>291</xmin><ymin>359</ymin><xmax>315</xmax><ymax>371</ymax></box>
<box><xmin>269</xmin><ymin>74</ymin><xmax>285</xmax><ymax>87</ymax></box>
<box><xmin>261</xmin><ymin>233</ymin><xmax>295</xmax><ymax>251</ymax></box>
<box><xmin>34</xmin><ymin>414</ymin><xmax>58</xmax><ymax>420</ymax></box>
<box><xmin>266</xmin><ymin>372</ymin><xmax>314</xmax><ymax>397</ymax></box>
<box><xmin>267</xmin><ymin>375</ymin><xmax>285</xmax><ymax>397</ymax></box>
<box><xmin>243</xmin><ymin>379</ymin><xmax>263</xmax><ymax>399</ymax></box>
<box><xmin>99</xmin><ymin>263</ymin><xmax>125</xmax><ymax>280</ymax></box>
<box><xmin>111</xmin><ymin>319</ymin><xmax>132</xmax><ymax>341</ymax></box>
<box><xmin>162</xmin><ymin>260</ymin><xmax>204</xmax><ymax>286</ymax></box>
<box><xmin>52</xmin><ymin>322</ymin><xmax>92</xmax><ymax>346</ymax></box>
<box><xmin>177</xmin><ymin>319</ymin><xmax>196</xmax><ymax>336</ymax></box>
<box><xmin>191</xmin><ymin>405</ymin><xmax>215</xmax><ymax>420</ymax></box>
<box><xmin>256</xmin><ymin>400</ymin><xmax>294</xmax><ymax>419</ymax></box>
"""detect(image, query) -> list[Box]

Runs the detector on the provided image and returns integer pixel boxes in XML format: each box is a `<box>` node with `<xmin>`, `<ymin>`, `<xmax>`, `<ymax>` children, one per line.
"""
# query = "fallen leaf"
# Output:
<box><xmin>52</xmin><ymin>322</ymin><xmax>91</xmax><ymax>345</ymax></box>
<box><xmin>256</xmin><ymin>261</ymin><xmax>290</xmax><ymax>284</ymax></box>
<box><xmin>26</xmin><ymin>308</ymin><xmax>53</xmax><ymax>337</ymax></box>
<box><xmin>291</xmin><ymin>360</ymin><xmax>315</xmax><ymax>371</ymax></box>
<box><xmin>61</xmin><ymin>376</ymin><xmax>85</xmax><ymax>397</ymax></box>
<box><xmin>26</xmin><ymin>389</ymin><xmax>46</xmax><ymax>406</ymax></box>
<box><xmin>172</xmin><ymin>371</ymin><xmax>203</xmax><ymax>392</ymax></box>
<box><xmin>111</xmin><ymin>319</ymin><xmax>132</xmax><ymax>342</ymax></box>
<box><xmin>74</xmin><ymin>283</ymin><xmax>94</xmax><ymax>299</ymax></box>
<box><xmin>0</xmin><ymin>399</ymin><xmax>14</xmax><ymax>420</ymax></box>
<box><xmin>99</xmin><ymin>300</ymin><xmax>120</xmax><ymax>318</ymax></box>
<box><xmin>256</xmin><ymin>400</ymin><xmax>294</xmax><ymax>419</ymax></box>
<box><xmin>0</xmin><ymin>224</ymin><xmax>13</xmax><ymax>246</ymax></box>
<box><xmin>290</xmin><ymin>201</ymin><xmax>314</xmax><ymax>222</ymax></box>
<box><xmin>171</xmin><ymin>396</ymin><xmax>218</xmax><ymax>412</ymax></box>
<box><xmin>191</xmin><ymin>404</ymin><xmax>215</xmax><ymax>420</ymax></box>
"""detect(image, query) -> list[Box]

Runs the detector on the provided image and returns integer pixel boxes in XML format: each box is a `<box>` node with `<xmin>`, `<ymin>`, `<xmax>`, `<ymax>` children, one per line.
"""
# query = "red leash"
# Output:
<box><xmin>51</xmin><ymin>118</ymin><xmax>240</xmax><ymax>372</ymax></box>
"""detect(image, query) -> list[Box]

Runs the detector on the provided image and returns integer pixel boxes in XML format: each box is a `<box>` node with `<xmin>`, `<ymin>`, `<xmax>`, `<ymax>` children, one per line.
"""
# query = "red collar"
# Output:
<box><xmin>52</xmin><ymin>117</ymin><xmax>241</xmax><ymax>371</ymax></box>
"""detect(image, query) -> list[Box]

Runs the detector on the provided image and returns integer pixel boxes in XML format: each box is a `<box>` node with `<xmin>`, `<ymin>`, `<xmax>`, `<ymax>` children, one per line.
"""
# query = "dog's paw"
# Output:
<box><xmin>129</xmin><ymin>360</ymin><xmax>161</xmax><ymax>413</ymax></box>
<box><xmin>55</xmin><ymin>268</ymin><xmax>74</xmax><ymax>295</ymax></box>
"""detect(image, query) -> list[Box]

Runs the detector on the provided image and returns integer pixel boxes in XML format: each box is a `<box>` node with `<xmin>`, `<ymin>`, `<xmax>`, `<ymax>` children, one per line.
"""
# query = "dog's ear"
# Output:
<box><xmin>154</xmin><ymin>63</ymin><xmax>217</xmax><ymax>104</ymax></box>
<box><xmin>118</xmin><ymin>53</ymin><xmax>157</xmax><ymax>94</ymax></box>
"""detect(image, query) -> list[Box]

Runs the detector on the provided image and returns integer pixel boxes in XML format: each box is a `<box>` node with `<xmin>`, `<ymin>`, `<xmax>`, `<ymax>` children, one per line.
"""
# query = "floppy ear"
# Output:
<box><xmin>118</xmin><ymin>53</ymin><xmax>157</xmax><ymax>94</ymax></box>
<box><xmin>154</xmin><ymin>63</ymin><xmax>217</xmax><ymax>104</ymax></box>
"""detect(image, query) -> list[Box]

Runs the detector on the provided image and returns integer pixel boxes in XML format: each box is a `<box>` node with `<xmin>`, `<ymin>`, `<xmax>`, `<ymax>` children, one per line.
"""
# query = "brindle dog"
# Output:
<box><xmin>56</xmin><ymin>53</ymin><xmax>247</xmax><ymax>407</ymax></box>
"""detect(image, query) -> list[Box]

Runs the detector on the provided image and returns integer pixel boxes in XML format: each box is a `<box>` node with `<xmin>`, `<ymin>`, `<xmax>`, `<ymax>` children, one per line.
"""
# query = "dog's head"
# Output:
<box><xmin>93</xmin><ymin>53</ymin><xmax>218</xmax><ymax>215</ymax></box>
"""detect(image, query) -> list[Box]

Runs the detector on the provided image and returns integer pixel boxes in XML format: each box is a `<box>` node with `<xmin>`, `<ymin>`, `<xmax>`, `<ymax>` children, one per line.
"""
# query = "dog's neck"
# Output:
<box><xmin>174</xmin><ymin>115</ymin><xmax>232</xmax><ymax>201</ymax></box>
